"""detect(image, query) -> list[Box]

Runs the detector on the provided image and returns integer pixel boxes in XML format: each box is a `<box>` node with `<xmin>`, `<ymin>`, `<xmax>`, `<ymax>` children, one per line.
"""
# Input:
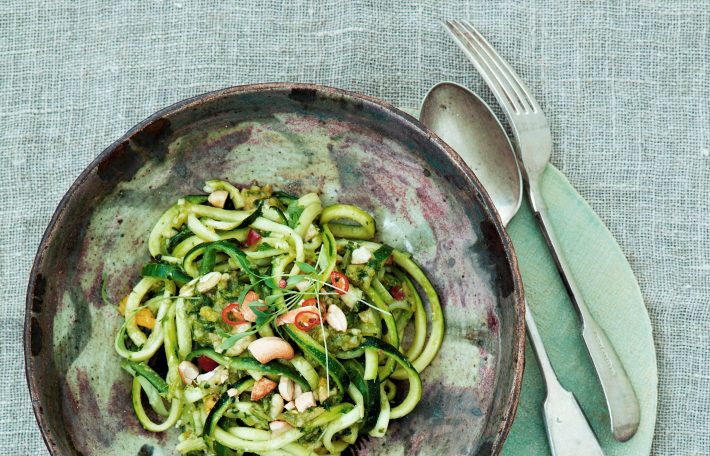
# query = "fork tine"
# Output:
<box><xmin>460</xmin><ymin>20</ymin><xmax>541</xmax><ymax>113</ymax></box>
<box><xmin>444</xmin><ymin>20</ymin><xmax>524</xmax><ymax>115</ymax></box>
<box><xmin>457</xmin><ymin>20</ymin><xmax>533</xmax><ymax>113</ymax></box>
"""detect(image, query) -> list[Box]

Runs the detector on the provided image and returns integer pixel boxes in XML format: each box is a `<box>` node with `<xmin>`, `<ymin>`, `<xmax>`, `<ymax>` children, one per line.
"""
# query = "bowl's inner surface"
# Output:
<box><xmin>27</xmin><ymin>85</ymin><xmax>520</xmax><ymax>455</ymax></box>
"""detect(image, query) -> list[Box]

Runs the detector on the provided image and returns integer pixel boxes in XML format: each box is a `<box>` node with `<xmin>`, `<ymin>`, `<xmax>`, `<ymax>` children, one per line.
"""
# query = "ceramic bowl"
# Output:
<box><xmin>24</xmin><ymin>83</ymin><xmax>524</xmax><ymax>455</ymax></box>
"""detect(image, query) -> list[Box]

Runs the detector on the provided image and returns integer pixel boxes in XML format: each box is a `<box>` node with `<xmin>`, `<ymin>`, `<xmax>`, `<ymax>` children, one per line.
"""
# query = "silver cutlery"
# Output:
<box><xmin>421</xmin><ymin>81</ymin><xmax>604</xmax><ymax>455</ymax></box>
<box><xmin>443</xmin><ymin>19</ymin><xmax>640</xmax><ymax>442</ymax></box>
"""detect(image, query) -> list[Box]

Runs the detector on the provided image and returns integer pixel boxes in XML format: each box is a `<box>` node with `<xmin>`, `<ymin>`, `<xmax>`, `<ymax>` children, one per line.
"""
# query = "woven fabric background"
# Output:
<box><xmin>1</xmin><ymin>1</ymin><xmax>708</xmax><ymax>454</ymax></box>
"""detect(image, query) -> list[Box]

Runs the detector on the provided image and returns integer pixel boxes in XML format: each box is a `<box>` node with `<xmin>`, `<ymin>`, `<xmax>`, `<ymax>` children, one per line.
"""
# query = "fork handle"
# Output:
<box><xmin>530</xmin><ymin>189</ymin><xmax>640</xmax><ymax>442</ymax></box>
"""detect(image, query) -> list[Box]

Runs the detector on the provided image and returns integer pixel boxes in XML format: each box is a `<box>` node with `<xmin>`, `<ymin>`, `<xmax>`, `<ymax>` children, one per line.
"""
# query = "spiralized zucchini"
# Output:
<box><xmin>113</xmin><ymin>180</ymin><xmax>445</xmax><ymax>455</ymax></box>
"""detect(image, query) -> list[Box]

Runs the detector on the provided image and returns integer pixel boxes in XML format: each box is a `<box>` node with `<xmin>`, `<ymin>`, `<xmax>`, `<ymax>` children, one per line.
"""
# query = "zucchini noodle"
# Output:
<box><xmin>112</xmin><ymin>180</ymin><xmax>445</xmax><ymax>455</ymax></box>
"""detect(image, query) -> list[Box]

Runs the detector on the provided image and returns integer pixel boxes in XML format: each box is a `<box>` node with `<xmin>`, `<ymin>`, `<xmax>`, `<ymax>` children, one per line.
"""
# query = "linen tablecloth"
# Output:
<box><xmin>1</xmin><ymin>1</ymin><xmax>708</xmax><ymax>454</ymax></box>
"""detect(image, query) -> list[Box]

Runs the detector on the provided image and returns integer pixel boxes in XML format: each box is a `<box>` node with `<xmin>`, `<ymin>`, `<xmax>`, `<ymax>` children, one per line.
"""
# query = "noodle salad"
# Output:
<box><xmin>113</xmin><ymin>180</ymin><xmax>444</xmax><ymax>455</ymax></box>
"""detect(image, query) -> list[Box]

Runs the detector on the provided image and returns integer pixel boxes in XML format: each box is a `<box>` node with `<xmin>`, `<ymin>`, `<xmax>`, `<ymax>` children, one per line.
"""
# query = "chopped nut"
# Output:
<box><xmin>270</xmin><ymin>393</ymin><xmax>285</xmax><ymax>418</ymax></box>
<box><xmin>269</xmin><ymin>420</ymin><xmax>292</xmax><ymax>435</ymax></box>
<box><xmin>294</xmin><ymin>383</ymin><xmax>303</xmax><ymax>399</ymax></box>
<box><xmin>351</xmin><ymin>246</ymin><xmax>372</xmax><ymax>264</ymax></box>
<box><xmin>196</xmin><ymin>365</ymin><xmax>229</xmax><ymax>385</ymax></box>
<box><xmin>196</xmin><ymin>272</ymin><xmax>222</xmax><ymax>293</ymax></box>
<box><xmin>179</xmin><ymin>278</ymin><xmax>199</xmax><ymax>298</ymax></box>
<box><xmin>284</xmin><ymin>401</ymin><xmax>296</xmax><ymax>411</ymax></box>
<box><xmin>295</xmin><ymin>391</ymin><xmax>316</xmax><ymax>412</ymax></box>
<box><xmin>178</xmin><ymin>361</ymin><xmax>199</xmax><ymax>385</ymax></box>
<box><xmin>326</xmin><ymin>304</ymin><xmax>347</xmax><ymax>331</ymax></box>
<box><xmin>208</xmin><ymin>190</ymin><xmax>229</xmax><ymax>208</ymax></box>
<box><xmin>278</xmin><ymin>376</ymin><xmax>295</xmax><ymax>402</ymax></box>
<box><xmin>251</xmin><ymin>377</ymin><xmax>278</xmax><ymax>401</ymax></box>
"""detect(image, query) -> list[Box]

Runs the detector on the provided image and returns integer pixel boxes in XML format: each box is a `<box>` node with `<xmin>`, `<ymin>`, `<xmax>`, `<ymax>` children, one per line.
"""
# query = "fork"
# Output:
<box><xmin>443</xmin><ymin>20</ymin><xmax>640</xmax><ymax>443</ymax></box>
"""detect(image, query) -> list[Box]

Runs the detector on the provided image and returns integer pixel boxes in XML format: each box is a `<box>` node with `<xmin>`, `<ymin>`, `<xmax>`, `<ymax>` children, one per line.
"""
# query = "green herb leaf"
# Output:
<box><xmin>142</xmin><ymin>262</ymin><xmax>192</xmax><ymax>286</ymax></box>
<box><xmin>237</xmin><ymin>286</ymin><xmax>252</xmax><ymax>305</ymax></box>
<box><xmin>220</xmin><ymin>330</ymin><xmax>257</xmax><ymax>350</ymax></box>
<box><xmin>284</xmin><ymin>199</ymin><xmax>305</xmax><ymax>228</ymax></box>
<box><xmin>286</xmin><ymin>275</ymin><xmax>307</xmax><ymax>286</ymax></box>
<box><xmin>264</xmin><ymin>277</ymin><xmax>281</xmax><ymax>289</ymax></box>
<box><xmin>248</xmin><ymin>301</ymin><xmax>269</xmax><ymax>316</ymax></box>
<box><xmin>249</xmin><ymin>304</ymin><xmax>271</xmax><ymax>327</ymax></box>
<box><xmin>295</xmin><ymin>261</ymin><xmax>316</xmax><ymax>274</ymax></box>
<box><xmin>232</xmin><ymin>248</ymin><xmax>260</xmax><ymax>280</ymax></box>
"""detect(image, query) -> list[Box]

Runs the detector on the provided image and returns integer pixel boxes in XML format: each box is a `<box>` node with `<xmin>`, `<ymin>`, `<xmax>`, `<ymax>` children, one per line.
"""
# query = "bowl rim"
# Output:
<box><xmin>23</xmin><ymin>82</ymin><xmax>525</xmax><ymax>455</ymax></box>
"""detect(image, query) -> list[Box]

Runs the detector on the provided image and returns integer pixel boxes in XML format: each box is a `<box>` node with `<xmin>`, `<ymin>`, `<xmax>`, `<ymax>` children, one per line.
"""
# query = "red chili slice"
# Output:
<box><xmin>301</xmin><ymin>297</ymin><xmax>318</xmax><ymax>307</ymax></box>
<box><xmin>245</xmin><ymin>229</ymin><xmax>262</xmax><ymax>247</ymax></box>
<box><xmin>197</xmin><ymin>355</ymin><xmax>219</xmax><ymax>372</ymax></box>
<box><xmin>390</xmin><ymin>285</ymin><xmax>406</xmax><ymax>301</ymax></box>
<box><xmin>330</xmin><ymin>271</ymin><xmax>349</xmax><ymax>295</ymax></box>
<box><xmin>384</xmin><ymin>255</ymin><xmax>394</xmax><ymax>266</ymax></box>
<box><xmin>294</xmin><ymin>310</ymin><xmax>321</xmax><ymax>331</ymax></box>
<box><xmin>221</xmin><ymin>303</ymin><xmax>247</xmax><ymax>326</ymax></box>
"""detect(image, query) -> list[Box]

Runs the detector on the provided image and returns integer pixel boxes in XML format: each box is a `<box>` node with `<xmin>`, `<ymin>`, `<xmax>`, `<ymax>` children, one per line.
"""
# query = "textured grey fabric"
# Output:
<box><xmin>1</xmin><ymin>1</ymin><xmax>708</xmax><ymax>454</ymax></box>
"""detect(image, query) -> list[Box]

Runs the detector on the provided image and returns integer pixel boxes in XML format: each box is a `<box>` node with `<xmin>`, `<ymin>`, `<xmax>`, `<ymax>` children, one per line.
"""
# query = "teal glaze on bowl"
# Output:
<box><xmin>25</xmin><ymin>84</ymin><xmax>525</xmax><ymax>455</ymax></box>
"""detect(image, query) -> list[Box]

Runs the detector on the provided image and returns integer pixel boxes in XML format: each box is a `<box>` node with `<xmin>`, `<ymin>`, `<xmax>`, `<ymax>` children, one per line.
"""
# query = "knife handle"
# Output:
<box><xmin>526</xmin><ymin>305</ymin><xmax>604</xmax><ymax>456</ymax></box>
<box><xmin>530</xmin><ymin>190</ymin><xmax>640</xmax><ymax>442</ymax></box>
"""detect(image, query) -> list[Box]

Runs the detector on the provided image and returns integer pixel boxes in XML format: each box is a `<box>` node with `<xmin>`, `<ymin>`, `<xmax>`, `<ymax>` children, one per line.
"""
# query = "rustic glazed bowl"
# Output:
<box><xmin>24</xmin><ymin>83</ymin><xmax>524</xmax><ymax>455</ymax></box>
